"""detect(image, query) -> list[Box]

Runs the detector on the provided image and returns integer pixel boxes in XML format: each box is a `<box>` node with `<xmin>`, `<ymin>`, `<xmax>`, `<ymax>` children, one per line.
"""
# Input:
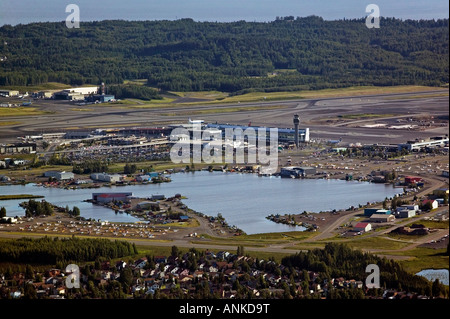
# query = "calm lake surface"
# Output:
<box><xmin>0</xmin><ymin>171</ymin><xmax>403</xmax><ymax>234</ymax></box>
<box><xmin>416</xmin><ymin>269</ymin><xmax>449</xmax><ymax>286</ymax></box>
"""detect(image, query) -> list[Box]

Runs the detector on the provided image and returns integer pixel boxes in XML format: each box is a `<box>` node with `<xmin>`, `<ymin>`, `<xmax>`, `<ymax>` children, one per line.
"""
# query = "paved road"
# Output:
<box><xmin>310</xmin><ymin>176</ymin><xmax>448</xmax><ymax>241</ymax></box>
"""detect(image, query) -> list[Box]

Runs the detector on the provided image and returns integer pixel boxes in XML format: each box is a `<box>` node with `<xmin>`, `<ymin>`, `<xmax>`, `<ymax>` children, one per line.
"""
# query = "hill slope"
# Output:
<box><xmin>0</xmin><ymin>17</ymin><xmax>448</xmax><ymax>92</ymax></box>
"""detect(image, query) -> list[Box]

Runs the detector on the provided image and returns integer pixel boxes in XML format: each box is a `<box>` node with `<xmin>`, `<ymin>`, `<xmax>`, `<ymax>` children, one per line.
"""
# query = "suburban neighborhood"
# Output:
<box><xmin>1</xmin><ymin>243</ymin><xmax>446</xmax><ymax>300</ymax></box>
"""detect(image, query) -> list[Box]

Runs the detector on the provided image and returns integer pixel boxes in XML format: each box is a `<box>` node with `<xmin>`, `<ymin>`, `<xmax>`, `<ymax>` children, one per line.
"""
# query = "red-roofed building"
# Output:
<box><xmin>354</xmin><ymin>222</ymin><xmax>372</xmax><ymax>232</ymax></box>
<box><xmin>405</xmin><ymin>176</ymin><xmax>422</xmax><ymax>184</ymax></box>
<box><xmin>422</xmin><ymin>199</ymin><xmax>438</xmax><ymax>210</ymax></box>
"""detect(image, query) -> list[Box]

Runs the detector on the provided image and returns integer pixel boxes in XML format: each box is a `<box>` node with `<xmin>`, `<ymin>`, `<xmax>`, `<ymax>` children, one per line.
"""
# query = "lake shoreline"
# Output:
<box><xmin>0</xmin><ymin>171</ymin><xmax>405</xmax><ymax>234</ymax></box>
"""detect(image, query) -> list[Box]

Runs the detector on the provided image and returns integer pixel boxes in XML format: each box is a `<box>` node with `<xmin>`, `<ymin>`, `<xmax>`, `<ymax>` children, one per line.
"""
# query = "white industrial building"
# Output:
<box><xmin>90</xmin><ymin>173</ymin><xmax>124</xmax><ymax>183</ymax></box>
<box><xmin>396</xmin><ymin>203</ymin><xmax>419</xmax><ymax>218</ymax></box>
<box><xmin>53</xmin><ymin>86</ymin><xmax>99</xmax><ymax>100</ymax></box>
<box><xmin>396</xmin><ymin>209</ymin><xmax>416</xmax><ymax>218</ymax></box>
<box><xmin>0</xmin><ymin>89</ymin><xmax>19</xmax><ymax>97</ymax></box>
<box><xmin>92</xmin><ymin>192</ymin><xmax>132</xmax><ymax>204</ymax></box>
<box><xmin>370</xmin><ymin>214</ymin><xmax>396</xmax><ymax>223</ymax></box>
<box><xmin>44</xmin><ymin>170</ymin><xmax>74</xmax><ymax>181</ymax></box>
<box><xmin>397</xmin><ymin>204</ymin><xmax>419</xmax><ymax>212</ymax></box>
<box><xmin>398</xmin><ymin>137</ymin><xmax>449</xmax><ymax>151</ymax></box>
<box><xmin>64</xmin><ymin>87</ymin><xmax>99</xmax><ymax>95</ymax></box>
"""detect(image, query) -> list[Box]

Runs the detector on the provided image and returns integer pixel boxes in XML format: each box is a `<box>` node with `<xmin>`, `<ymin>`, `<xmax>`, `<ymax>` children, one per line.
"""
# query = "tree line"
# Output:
<box><xmin>0</xmin><ymin>237</ymin><xmax>138</xmax><ymax>265</ymax></box>
<box><xmin>0</xmin><ymin>17</ymin><xmax>447</xmax><ymax>93</ymax></box>
<box><xmin>281</xmin><ymin>242</ymin><xmax>446</xmax><ymax>297</ymax></box>
<box><xmin>22</xmin><ymin>199</ymin><xmax>54</xmax><ymax>217</ymax></box>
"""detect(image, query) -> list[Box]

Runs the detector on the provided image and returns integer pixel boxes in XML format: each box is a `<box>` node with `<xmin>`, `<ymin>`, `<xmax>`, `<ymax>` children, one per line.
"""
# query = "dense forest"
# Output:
<box><xmin>281</xmin><ymin>242</ymin><xmax>441</xmax><ymax>296</ymax></box>
<box><xmin>0</xmin><ymin>237</ymin><xmax>138</xmax><ymax>265</ymax></box>
<box><xmin>0</xmin><ymin>17</ymin><xmax>448</xmax><ymax>93</ymax></box>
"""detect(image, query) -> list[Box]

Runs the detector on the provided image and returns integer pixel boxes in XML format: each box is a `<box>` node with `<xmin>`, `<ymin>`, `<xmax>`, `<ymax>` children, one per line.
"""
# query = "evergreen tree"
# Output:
<box><xmin>72</xmin><ymin>206</ymin><xmax>81</xmax><ymax>216</ymax></box>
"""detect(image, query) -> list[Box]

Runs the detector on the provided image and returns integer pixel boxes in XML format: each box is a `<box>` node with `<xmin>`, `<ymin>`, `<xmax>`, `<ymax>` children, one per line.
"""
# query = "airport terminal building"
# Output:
<box><xmin>206</xmin><ymin>123</ymin><xmax>310</xmax><ymax>143</ymax></box>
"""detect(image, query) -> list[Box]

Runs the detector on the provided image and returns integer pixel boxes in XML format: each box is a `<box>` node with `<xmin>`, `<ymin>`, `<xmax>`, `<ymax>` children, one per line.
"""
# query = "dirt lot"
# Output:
<box><xmin>419</xmin><ymin>234</ymin><xmax>449</xmax><ymax>249</ymax></box>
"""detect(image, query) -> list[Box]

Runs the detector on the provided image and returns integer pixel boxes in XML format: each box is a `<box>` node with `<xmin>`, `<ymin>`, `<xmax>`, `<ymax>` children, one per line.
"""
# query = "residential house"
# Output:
<box><xmin>116</xmin><ymin>260</ymin><xmax>127</xmax><ymax>271</ymax></box>
<box><xmin>101</xmin><ymin>261</ymin><xmax>111</xmax><ymax>270</ymax></box>
<box><xmin>217</xmin><ymin>251</ymin><xmax>230</xmax><ymax>259</ymax></box>
<box><xmin>433</xmin><ymin>188</ymin><xmax>449</xmax><ymax>197</ymax></box>
<box><xmin>353</xmin><ymin>222</ymin><xmax>372</xmax><ymax>232</ymax></box>
<box><xmin>134</xmin><ymin>257</ymin><xmax>148</xmax><ymax>269</ymax></box>
<box><xmin>154</xmin><ymin>256</ymin><xmax>167</xmax><ymax>264</ymax></box>
<box><xmin>179</xmin><ymin>269</ymin><xmax>190</xmax><ymax>277</ymax></box>
<box><xmin>208</xmin><ymin>265</ymin><xmax>218</xmax><ymax>273</ymax></box>
<box><xmin>422</xmin><ymin>199</ymin><xmax>439</xmax><ymax>210</ymax></box>
<box><xmin>101</xmin><ymin>271</ymin><xmax>112</xmax><ymax>280</ymax></box>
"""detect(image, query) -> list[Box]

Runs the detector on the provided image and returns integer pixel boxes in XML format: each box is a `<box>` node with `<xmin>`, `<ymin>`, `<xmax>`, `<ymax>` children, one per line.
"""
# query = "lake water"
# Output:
<box><xmin>0</xmin><ymin>171</ymin><xmax>403</xmax><ymax>234</ymax></box>
<box><xmin>416</xmin><ymin>269</ymin><xmax>449</xmax><ymax>286</ymax></box>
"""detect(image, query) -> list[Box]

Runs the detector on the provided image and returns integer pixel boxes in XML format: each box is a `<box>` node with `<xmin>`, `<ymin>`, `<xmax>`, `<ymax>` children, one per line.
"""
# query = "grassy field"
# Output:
<box><xmin>0</xmin><ymin>121</ymin><xmax>21</xmax><ymax>126</ymax></box>
<box><xmin>0</xmin><ymin>82</ymin><xmax>72</xmax><ymax>92</ymax></box>
<box><xmin>0</xmin><ymin>194</ymin><xmax>44</xmax><ymax>200</ymax></box>
<box><xmin>383</xmin><ymin>247</ymin><xmax>449</xmax><ymax>273</ymax></box>
<box><xmin>55</xmin><ymin>84</ymin><xmax>447</xmax><ymax>110</ymax></box>
<box><xmin>70</xmin><ymin>108</ymin><xmax>94</xmax><ymax>112</ymax></box>
<box><xmin>1</xmin><ymin>164</ymin><xmax>72</xmax><ymax>179</ymax></box>
<box><xmin>107</xmin><ymin>97</ymin><xmax>176</xmax><ymax>107</ymax></box>
<box><xmin>407</xmin><ymin>220</ymin><xmax>449</xmax><ymax>229</ymax></box>
<box><xmin>169</xmin><ymin>90</ymin><xmax>228</xmax><ymax>100</ymax></box>
<box><xmin>343</xmin><ymin>236</ymin><xmax>411</xmax><ymax>250</ymax></box>
<box><xmin>385</xmin><ymin>92</ymin><xmax>449</xmax><ymax>100</ymax></box>
<box><xmin>160</xmin><ymin>104</ymin><xmax>288</xmax><ymax>116</ymax></box>
<box><xmin>339</xmin><ymin>113</ymin><xmax>396</xmax><ymax>120</ymax></box>
<box><xmin>0</xmin><ymin>107</ymin><xmax>52</xmax><ymax>117</ymax></box>
<box><xmin>195</xmin><ymin>231</ymin><xmax>317</xmax><ymax>248</ymax></box>
<box><xmin>184</xmin><ymin>85</ymin><xmax>447</xmax><ymax>105</ymax></box>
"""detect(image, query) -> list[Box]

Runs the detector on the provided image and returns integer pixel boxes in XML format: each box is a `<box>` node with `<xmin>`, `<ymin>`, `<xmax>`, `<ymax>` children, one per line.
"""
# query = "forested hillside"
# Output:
<box><xmin>0</xmin><ymin>17</ymin><xmax>448</xmax><ymax>92</ymax></box>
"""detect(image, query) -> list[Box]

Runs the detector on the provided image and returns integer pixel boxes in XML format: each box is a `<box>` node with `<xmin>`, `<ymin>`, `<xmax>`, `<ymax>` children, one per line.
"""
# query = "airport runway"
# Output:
<box><xmin>0</xmin><ymin>90</ymin><xmax>448</xmax><ymax>145</ymax></box>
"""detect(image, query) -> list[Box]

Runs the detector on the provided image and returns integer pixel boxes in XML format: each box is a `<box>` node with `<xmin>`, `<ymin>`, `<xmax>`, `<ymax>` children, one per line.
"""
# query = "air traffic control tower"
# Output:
<box><xmin>293</xmin><ymin>114</ymin><xmax>300</xmax><ymax>148</ymax></box>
